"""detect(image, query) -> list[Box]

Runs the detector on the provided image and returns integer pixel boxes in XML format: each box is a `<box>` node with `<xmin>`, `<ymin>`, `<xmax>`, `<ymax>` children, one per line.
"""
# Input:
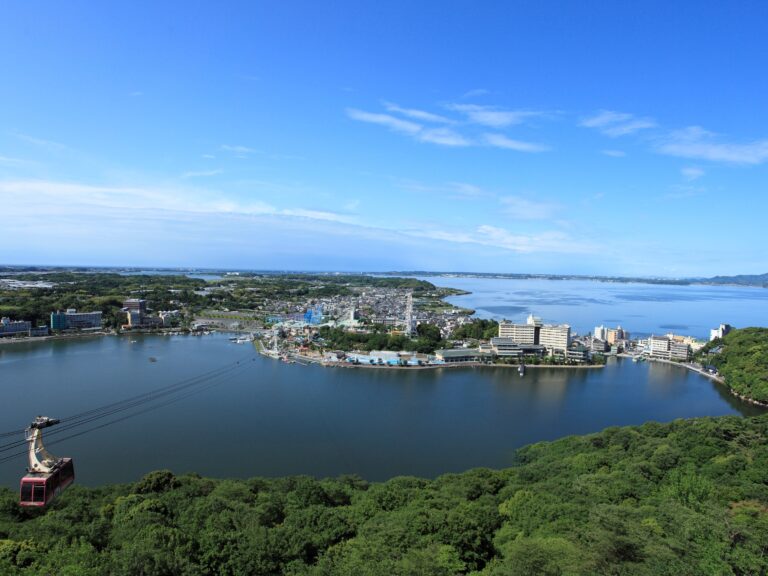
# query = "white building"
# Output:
<box><xmin>498</xmin><ymin>321</ymin><xmax>537</xmax><ymax>344</ymax></box>
<box><xmin>646</xmin><ymin>335</ymin><xmax>690</xmax><ymax>361</ymax></box>
<box><xmin>594</xmin><ymin>325</ymin><xmax>607</xmax><ymax>340</ymax></box>
<box><xmin>710</xmin><ymin>323</ymin><xmax>732</xmax><ymax>341</ymax></box>
<box><xmin>540</xmin><ymin>325</ymin><xmax>571</xmax><ymax>355</ymax></box>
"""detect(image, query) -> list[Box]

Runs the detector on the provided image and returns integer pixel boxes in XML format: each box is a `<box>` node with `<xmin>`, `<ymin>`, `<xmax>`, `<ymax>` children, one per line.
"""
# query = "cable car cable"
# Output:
<box><xmin>0</xmin><ymin>356</ymin><xmax>252</xmax><ymax>438</ymax></box>
<box><xmin>0</xmin><ymin>360</ymin><xmax>247</xmax><ymax>453</ymax></box>
<box><xmin>0</xmin><ymin>359</ymin><xmax>252</xmax><ymax>466</ymax></box>
<box><xmin>0</xmin><ymin>355</ymin><xmax>255</xmax><ymax>455</ymax></box>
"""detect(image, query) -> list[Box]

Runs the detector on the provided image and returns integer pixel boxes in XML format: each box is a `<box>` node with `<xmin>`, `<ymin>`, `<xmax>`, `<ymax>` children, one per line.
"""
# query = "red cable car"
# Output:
<box><xmin>19</xmin><ymin>416</ymin><xmax>75</xmax><ymax>508</ymax></box>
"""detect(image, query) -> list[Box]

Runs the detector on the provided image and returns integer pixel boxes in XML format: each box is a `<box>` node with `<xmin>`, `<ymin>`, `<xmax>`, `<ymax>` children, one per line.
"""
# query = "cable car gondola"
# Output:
<box><xmin>19</xmin><ymin>416</ymin><xmax>75</xmax><ymax>507</ymax></box>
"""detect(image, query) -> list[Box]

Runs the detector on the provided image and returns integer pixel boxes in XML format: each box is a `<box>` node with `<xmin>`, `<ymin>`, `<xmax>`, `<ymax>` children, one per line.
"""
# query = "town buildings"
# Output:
<box><xmin>50</xmin><ymin>309</ymin><xmax>102</xmax><ymax>330</ymax></box>
<box><xmin>0</xmin><ymin>317</ymin><xmax>32</xmax><ymax>337</ymax></box>
<box><xmin>123</xmin><ymin>298</ymin><xmax>162</xmax><ymax>329</ymax></box>
<box><xmin>645</xmin><ymin>335</ymin><xmax>690</xmax><ymax>361</ymax></box>
<box><xmin>498</xmin><ymin>314</ymin><xmax>571</xmax><ymax>355</ymax></box>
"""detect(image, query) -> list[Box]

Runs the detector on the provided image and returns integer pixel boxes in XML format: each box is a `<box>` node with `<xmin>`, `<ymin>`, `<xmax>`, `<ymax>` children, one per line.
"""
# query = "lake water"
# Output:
<box><xmin>0</xmin><ymin>330</ymin><xmax>762</xmax><ymax>488</ymax></box>
<box><xmin>423</xmin><ymin>276</ymin><xmax>768</xmax><ymax>339</ymax></box>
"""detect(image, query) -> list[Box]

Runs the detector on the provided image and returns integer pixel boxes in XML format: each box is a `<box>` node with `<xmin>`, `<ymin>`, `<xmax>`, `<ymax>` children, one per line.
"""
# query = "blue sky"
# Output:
<box><xmin>1</xmin><ymin>1</ymin><xmax>767</xmax><ymax>276</ymax></box>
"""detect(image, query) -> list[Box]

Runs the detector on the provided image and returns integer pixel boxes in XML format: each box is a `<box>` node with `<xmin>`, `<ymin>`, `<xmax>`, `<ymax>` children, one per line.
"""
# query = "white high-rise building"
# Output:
<box><xmin>498</xmin><ymin>321</ymin><xmax>537</xmax><ymax>344</ymax></box>
<box><xmin>709</xmin><ymin>323</ymin><xmax>732</xmax><ymax>341</ymax></box>
<box><xmin>594</xmin><ymin>325</ymin><xmax>607</xmax><ymax>340</ymax></box>
<box><xmin>540</xmin><ymin>324</ymin><xmax>571</xmax><ymax>354</ymax></box>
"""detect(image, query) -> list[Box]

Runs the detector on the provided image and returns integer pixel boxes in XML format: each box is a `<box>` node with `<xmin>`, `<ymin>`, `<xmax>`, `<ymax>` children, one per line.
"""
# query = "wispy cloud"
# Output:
<box><xmin>581</xmin><ymin>110</ymin><xmax>656</xmax><ymax>137</ymax></box>
<box><xmin>483</xmin><ymin>133</ymin><xmax>549</xmax><ymax>152</ymax></box>
<box><xmin>447</xmin><ymin>104</ymin><xmax>542</xmax><ymax>128</ymax></box>
<box><xmin>348</xmin><ymin>103</ymin><xmax>550</xmax><ymax>151</ymax></box>
<box><xmin>14</xmin><ymin>132</ymin><xmax>68</xmax><ymax>151</ymax></box>
<box><xmin>461</xmin><ymin>88</ymin><xmax>490</xmax><ymax>99</ymax></box>
<box><xmin>181</xmin><ymin>169</ymin><xmax>223</xmax><ymax>179</ymax></box>
<box><xmin>500</xmin><ymin>196</ymin><xmax>560</xmax><ymax>220</ymax></box>
<box><xmin>680</xmin><ymin>166</ymin><xmax>704</xmax><ymax>181</ymax></box>
<box><xmin>0</xmin><ymin>179</ymin><xmax>357</xmax><ymax>225</ymax></box>
<box><xmin>0</xmin><ymin>155</ymin><xmax>30</xmax><ymax>166</ymax></box>
<box><xmin>399</xmin><ymin>180</ymin><xmax>493</xmax><ymax>199</ymax></box>
<box><xmin>665</xmin><ymin>184</ymin><xmax>706</xmax><ymax>200</ymax></box>
<box><xmin>602</xmin><ymin>149</ymin><xmax>626</xmax><ymax>157</ymax></box>
<box><xmin>221</xmin><ymin>144</ymin><xmax>260</xmax><ymax>157</ymax></box>
<box><xmin>202</xmin><ymin>154</ymin><xmax>216</xmax><ymax>159</ymax></box>
<box><xmin>418</xmin><ymin>127</ymin><xmax>470</xmax><ymax>147</ymax></box>
<box><xmin>657</xmin><ymin>126</ymin><xmax>768</xmax><ymax>165</ymax></box>
<box><xmin>382</xmin><ymin>101</ymin><xmax>453</xmax><ymax>124</ymax></box>
<box><xmin>346</xmin><ymin>108</ymin><xmax>421</xmax><ymax>135</ymax></box>
<box><xmin>347</xmin><ymin>108</ymin><xmax>469</xmax><ymax>147</ymax></box>
<box><xmin>129</xmin><ymin>91</ymin><xmax>143</xmax><ymax>97</ymax></box>
<box><xmin>411</xmin><ymin>224</ymin><xmax>594</xmax><ymax>254</ymax></box>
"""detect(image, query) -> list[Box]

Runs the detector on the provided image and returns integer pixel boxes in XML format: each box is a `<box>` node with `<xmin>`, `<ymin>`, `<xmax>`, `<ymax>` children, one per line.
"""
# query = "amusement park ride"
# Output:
<box><xmin>19</xmin><ymin>416</ymin><xmax>75</xmax><ymax>507</ymax></box>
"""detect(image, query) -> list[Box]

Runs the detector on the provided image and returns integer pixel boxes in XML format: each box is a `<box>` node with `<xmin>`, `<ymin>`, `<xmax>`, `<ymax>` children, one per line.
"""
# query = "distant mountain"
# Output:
<box><xmin>703</xmin><ymin>273</ymin><xmax>768</xmax><ymax>287</ymax></box>
<box><xmin>384</xmin><ymin>270</ymin><xmax>768</xmax><ymax>288</ymax></box>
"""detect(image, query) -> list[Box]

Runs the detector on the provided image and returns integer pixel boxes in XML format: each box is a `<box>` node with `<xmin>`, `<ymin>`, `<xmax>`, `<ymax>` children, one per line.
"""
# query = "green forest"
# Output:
<box><xmin>2</xmin><ymin>414</ymin><xmax>767</xmax><ymax>575</ymax></box>
<box><xmin>699</xmin><ymin>328</ymin><xmax>768</xmax><ymax>403</ymax></box>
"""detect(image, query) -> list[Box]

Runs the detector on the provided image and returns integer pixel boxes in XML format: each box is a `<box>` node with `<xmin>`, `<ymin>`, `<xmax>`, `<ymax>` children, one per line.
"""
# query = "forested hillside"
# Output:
<box><xmin>701</xmin><ymin>327</ymin><xmax>768</xmax><ymax>403</ymax></box>
<box><xmin>1</xmin><ymin>415</ymin><xmax>767</xmax><ymax>575</ymax></box>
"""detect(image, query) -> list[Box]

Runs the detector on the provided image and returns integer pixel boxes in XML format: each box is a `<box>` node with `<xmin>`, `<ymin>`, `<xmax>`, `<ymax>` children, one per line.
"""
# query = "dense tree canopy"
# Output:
<box><xmin>317</xmin><ymin>323</ymin><xmax>446</xmax><ymax>354</ymax></box>
<box><xmin>451</xmin><ymin>320</ymin><xmax>500</xmax><ymax>341</ymax></box>
<box><xmin>2</xmin><ymin>414</ymin><xmax>767</xmax><ymax>574</ymax></box>
<box><xmin>700</xmin><ymin>328</ymin><xmax>768</xmax><ymax>402</ymax></box>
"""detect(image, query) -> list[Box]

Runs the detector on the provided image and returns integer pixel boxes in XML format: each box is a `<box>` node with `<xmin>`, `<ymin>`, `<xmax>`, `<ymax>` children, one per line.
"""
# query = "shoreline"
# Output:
<box><xmin>0</xmin><ymin>330</ymin><xmax>114</xmax><ymax>346</ymax></box>
<box><xmin>617</xmin><ymin>353</ymin><xmax>768</xmax><ymax>409</ymax></box>
<box><xmin>275</xmin><ymin>350</ymin><xmax>605</xmax><ymax>371</ymax></box>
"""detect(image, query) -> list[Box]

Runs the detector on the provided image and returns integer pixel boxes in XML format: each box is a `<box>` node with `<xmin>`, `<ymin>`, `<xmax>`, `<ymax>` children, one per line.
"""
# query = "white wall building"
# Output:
<box><xmin>498</xmin><ymin>321</ymin><xmax>537</xmax><ymax>344</ymax></box>
<box><xmin>540</xmin><ymin>325</ymin><xmax>571</xmax><ymax>355</ymax></box>
<box><xmin>710</xmin><ymin>323</ymin><xmax>732</xmax><ymax>341</ymax></box>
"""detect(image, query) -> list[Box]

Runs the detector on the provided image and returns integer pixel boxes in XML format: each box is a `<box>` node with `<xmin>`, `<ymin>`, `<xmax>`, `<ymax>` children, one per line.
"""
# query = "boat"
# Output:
<box><xmin>518</xmin><ymin>363</ymin><xmax>525</xmax><ymax>377</ymax></box>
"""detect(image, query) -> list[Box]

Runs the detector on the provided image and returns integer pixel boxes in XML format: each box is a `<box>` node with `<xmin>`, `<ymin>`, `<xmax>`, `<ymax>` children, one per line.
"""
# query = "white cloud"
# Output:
<box><xmin>581</xmin><ymin>110</ymin><xmax>632</xmax><ymax>128</ymax></box>
<box><xmin>411</xmin><ymin>224</ymin><xmax>594</xmax><ymax>255</ymax></box>
<box><xmin>0</xmin><ymin>179</ymin><xmax>356</xmax><ymax>225</ymax></box>
<box><xmin>347</xmin><ymin>108</ymin><xmax>470</xmax><ymax>147</ymax></box>
<box><xmin>483</xmin><ymin>133</ymin><xmax>549</xmax><ymax>152</ymax></box>
<box><xmin>221</xmin><ymin>144</ymin><xmax>260</xmax><ymax>157</ymax></box>
<box><xmin>461</xmin><ymin>88</ymin><xmax>490</xmax><ymax>99</ymax></box>
<box><xmin>499</xmin><ymin>196</ymin><xmax>560</xmax><ymax>220</ymax></box>
<box><xmin>447</xmin><ymin>104</ymin><xmax>541</xmax><ymax>128</ymax></box>
<box><xmin>348</xmin><ymin>104</ymin><xmax>549</xmax><ymax>151</ymax></box>
<box><xmin>346</xmin><ymin>108</ymin><xmax>421</xmax><ymax>135</ymax></box>
<box><xmin>602</xmin><ymin>149</ymin><xmax>626</xmax><ymax>157</ymax></box>
<box><xmin>382</xmin><ymin>101</ymin><xmax>453</xmax><ymax>124</ymax></box>
<box><xmin>665</xmin><ymin>185</ymin><xmax>706</xmax><ymax>200</ymax></box>
<box><xmin>657</xmin><ymin>126</ymin><xmax>768</xmax><ymax>164</ymax></box>
<box><xmin>14</xmin><ymin>132</ymin><xmax>68</xmax><ymax>151</ymax></box>
<box><xmin>581</xmin><ymin>110</ymin><xmax>656</xmax><ymax>137</ymax></box>
<box><xmin>181</xmin><ymin>169</ymin><xmax>223</xmax><ymax>179</ymax></box>
<box><xmin>680</xmin><ymin>166</ymin><xmax>704</xmax><ymax>181</ymax></box>
<box><xmin>0</xmin><ymin>155</ymin><xmax>29</xmax><ymax>165</ymax></box>
<box><xmin>398</xmin><ymin>180</ymin><xmax>493</xmax><ymax>199</ymax></box>
<box><xmin>418</xmin><ymin>127</ymin><xmax>471</xmax><ymax>147</ymax></box>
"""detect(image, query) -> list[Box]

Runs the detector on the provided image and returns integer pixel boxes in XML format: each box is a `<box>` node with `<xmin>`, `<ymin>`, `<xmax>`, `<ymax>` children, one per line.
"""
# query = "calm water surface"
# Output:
<box><xmin>422</xmin><ymin>276</ymin><xmax>768</xmax><ymax>338</ymax></box>
<box><xmin>0</xmin><ymin>332</ymin><xmax>761</xmax><ymax>487</ymax></box>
